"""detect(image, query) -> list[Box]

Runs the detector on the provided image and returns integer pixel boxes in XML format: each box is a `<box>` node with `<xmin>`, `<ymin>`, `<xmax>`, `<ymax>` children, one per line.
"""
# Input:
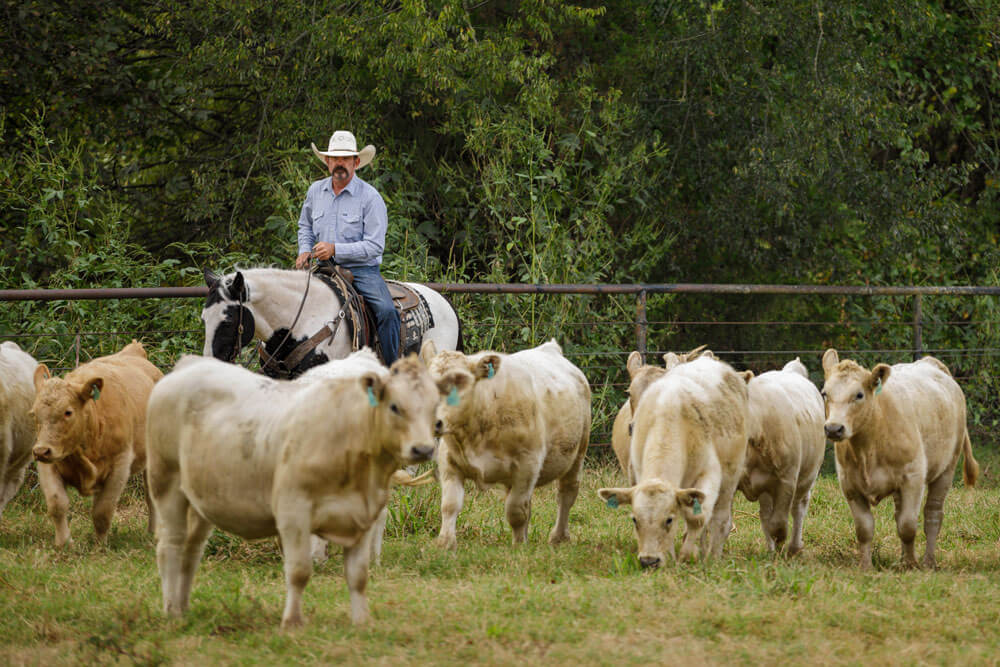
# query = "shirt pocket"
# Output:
<box><xmin>341</xmin><ymin>211</ymin><xmax>363</xmax><ymax>242</ymax></box>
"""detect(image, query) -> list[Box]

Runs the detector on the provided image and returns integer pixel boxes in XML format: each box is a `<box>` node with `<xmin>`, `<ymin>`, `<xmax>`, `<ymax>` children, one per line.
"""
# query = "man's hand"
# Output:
<box><xmin>312</xmin><ymin>242</ymin><xmax>335</xmax><ymax>261</ymax></box>
<box><xmin>295</xmin><ymin>252</ymin><xmax>312</xmax><ymax>269</ymax></box>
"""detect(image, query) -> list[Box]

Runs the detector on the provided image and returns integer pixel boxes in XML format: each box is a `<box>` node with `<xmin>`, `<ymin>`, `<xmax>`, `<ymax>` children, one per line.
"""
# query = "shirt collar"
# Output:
<box><xmin>323</xmin><ymin>174</ymin><xmax>363</xmax><ymax>197</ymax></box>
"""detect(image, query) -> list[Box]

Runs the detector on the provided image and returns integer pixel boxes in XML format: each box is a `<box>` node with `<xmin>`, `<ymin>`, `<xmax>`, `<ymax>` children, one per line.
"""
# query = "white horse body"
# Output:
<box><xmin>202</xmin><ymin>267</ymin><xmax>461</xmax><ymax>375</ymax></box>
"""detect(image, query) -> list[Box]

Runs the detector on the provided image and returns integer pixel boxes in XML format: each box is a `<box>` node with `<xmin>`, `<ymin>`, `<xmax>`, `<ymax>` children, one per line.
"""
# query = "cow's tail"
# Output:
<box><xmin>962</xmin><ymin>429</ymin><xmax>980</xmax><ymax>487</ymax></box>
<box><xmin>390</xmin><ymin>468</ymin><xmax>437</xmax><ymax>487</ymax></box>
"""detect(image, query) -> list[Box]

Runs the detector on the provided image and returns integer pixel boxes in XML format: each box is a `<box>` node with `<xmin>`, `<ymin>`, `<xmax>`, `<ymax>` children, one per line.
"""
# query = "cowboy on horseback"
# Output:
<box><xmin>295</xmin><ymin>130</ymin><xmax>402</xmax><ymax>365</ymax></box>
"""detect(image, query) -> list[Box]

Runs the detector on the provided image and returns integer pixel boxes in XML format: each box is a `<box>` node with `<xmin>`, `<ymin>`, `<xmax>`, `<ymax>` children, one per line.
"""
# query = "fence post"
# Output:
<box><xmin>913</xmin><ymin>294</ymin><xmax>923</xmax><ymax>360</ymax></box>
<box><xmin>635</xmin><ymin>289</ymin><xmax>648</xmax><ymax>357</ymax></box>
<box><xmin>74</xmin><ymin>333</ymin><xmax>81</xmax><ymax>367</ymax></box>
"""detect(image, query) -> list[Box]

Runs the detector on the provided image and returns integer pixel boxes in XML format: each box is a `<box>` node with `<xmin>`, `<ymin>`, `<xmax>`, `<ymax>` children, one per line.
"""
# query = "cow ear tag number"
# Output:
<box><xmin>367</xmin><ymin>386</ymin><xmax>378</xmax><ymax>406</ymax></box>
<box><xmin>91</xmin><ymin>385</ymin><xmax>100</xmax><ymax>401</ymax></box>
<box><xmin>606</xmin><ymin>495</ymin><xmax>619</xmax><ymax>509</ymax></box>
<box><xmin>447</xmin><ymin>386</ymin><xmax>460</xmax><ymax>406</ymax></box>
<box><xmin>692</xmin><ymin>498</ymin><xmax>702</xmax><ymax>516</ymax></box>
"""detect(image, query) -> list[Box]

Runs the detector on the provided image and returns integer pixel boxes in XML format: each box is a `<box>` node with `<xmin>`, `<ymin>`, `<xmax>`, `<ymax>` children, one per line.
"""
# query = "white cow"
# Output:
<box><xmin>421</xmin><ymin>339</ymin><xmax>591</xmax><ymax>548</ymax></box>
<box><xmin>147</xmin><ymin>354</ymin><xmax>445</xmax><ymax>628</ymax></box>
<box><xmin>821</xmin><ymin>349</ymin><xmax>979</xmax><ymax>569</ymax></box>
<box><xmin>739</xmin><ymin>358</ymin><xmax>825</xmax><ymax>555</ymax></box>
<box><xmin>599</xmin><ymin>354</ymin><xmax>748</xmax><ymax>566</ymax></box>
<box><xmin>0</xmin><ymin>342</ymin><xmax>38</xmax><ymax>517</ymax></box>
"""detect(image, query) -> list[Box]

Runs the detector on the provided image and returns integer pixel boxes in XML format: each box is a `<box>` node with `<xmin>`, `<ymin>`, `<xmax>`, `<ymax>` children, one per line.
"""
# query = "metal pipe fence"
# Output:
<box><xmin>5</xmin><ymin>282</ymin><xmax>1000</xmax><ymax>448</ymax></box>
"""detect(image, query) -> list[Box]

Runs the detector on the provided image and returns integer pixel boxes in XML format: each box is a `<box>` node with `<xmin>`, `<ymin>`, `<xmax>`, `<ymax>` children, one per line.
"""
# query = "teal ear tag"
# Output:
<box><xmin>487</xmin><ymin>362</ymin><xmax>495</xmax><ymax>378</ymax></box>
<box><xmin>606</xmin><ymin>496</ymin><xmax>619</xmax><ymax>509</ymax></box>
<box><xmin>447</xmin><ymin>386</ymin><xmax>460</xmax><ymax>406</ymax></box>
<box><xmin>874</xmin><ymin>378</ymin><xmax>883</xmax><ymax>395</ymax></box>
<box><xmin>91</xmin><ymin>385</ymin><xmax>100</xmax><ymax>401</ymax></box>
<box><xmin>692</xmin><ymin>498</ymin><xmax>702</xmax><ymax>516</ymax></box>
<box><xmin>367</xmin><ymin>386</ymin><xmax>378</xmax><ymax>406</ymax></box>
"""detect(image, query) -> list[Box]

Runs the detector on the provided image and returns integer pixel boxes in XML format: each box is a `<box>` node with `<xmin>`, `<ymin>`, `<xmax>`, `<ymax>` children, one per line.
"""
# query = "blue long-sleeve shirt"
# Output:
<box><xmin>296</xmin><ymin>174</ymin><xmax>387</xmax><ymax>267</ymax></box>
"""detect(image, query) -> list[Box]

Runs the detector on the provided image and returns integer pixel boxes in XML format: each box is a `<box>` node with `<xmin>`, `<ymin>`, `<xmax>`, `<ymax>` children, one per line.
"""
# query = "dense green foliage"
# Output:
<box><xmin>2</xmin><ymin>1</ymin><xmax>1000</xmax><ymax>427</ymax></box>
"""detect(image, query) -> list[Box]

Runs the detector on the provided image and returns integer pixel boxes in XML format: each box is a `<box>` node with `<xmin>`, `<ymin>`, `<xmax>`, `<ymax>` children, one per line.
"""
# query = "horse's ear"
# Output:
<box><xmin>230</xmin><ymin>272</ymin><xmax>247</xmax><ymax>301</ymax></box>
<box><xmin>204</xmin><ymin>267</ymin><xmax>221</xmax><ymax>288</ymax></box>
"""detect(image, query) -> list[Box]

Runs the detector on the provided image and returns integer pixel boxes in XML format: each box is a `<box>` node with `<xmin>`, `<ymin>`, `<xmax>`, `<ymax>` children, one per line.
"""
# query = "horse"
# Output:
<box><xmin>201</xmin><ymin>267</ymin><xmax>462</xmax><ymax>377</ymax></box>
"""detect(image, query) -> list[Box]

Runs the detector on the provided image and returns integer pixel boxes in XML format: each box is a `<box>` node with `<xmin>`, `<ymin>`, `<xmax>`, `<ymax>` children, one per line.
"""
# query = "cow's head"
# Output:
<box><xmin>820</xmin><ymin>348</ymin><xmax>890</xmax><ymax>442</ymax></box>
<box><xmin>598</xmin><ymin>480</ymin><xmax>706</xmax><ymax>568</ymax></box>
<box><xmin>419</xmin><ymin>340</ymin><xmax>500</xmax><ymax>412</ymax></box>
<box><xmin>31</xmin><ymin>364</ymin><xmax>102</xmax><ymax>463</ymax></box>
<box><xmin>366</xmin><ymin>355</ymin><xmax>449</xmax><ymax>464</ymax></box>
<box><xmin>201</xmin><ymin>268</ymin><xmax>256</xmax><ymax>362</ymax></box>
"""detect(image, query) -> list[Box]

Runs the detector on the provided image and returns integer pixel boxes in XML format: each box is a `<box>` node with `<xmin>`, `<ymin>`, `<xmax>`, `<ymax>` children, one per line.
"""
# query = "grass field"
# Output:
<box><xmin>1</xmin><ymin>443</ymin><xmax>999</xmax><ymax>666</ymax></box>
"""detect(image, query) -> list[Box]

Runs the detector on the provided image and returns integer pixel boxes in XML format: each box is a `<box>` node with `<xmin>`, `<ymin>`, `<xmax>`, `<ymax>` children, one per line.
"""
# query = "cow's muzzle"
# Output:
<box><xmin>33</xmin><ymin>445</ymin><xmax>55</xmax><ymax>463</ymax></box>
<box><xmin>824</xmin><ymin>422</ymin><xmax>846</xmax><ymax>441</ymax></box>
<box><xmin>639</xmin><ymin>555</ymin><xmax>662</xmax><ymax>569</ymax></box>
<box><xmin>408</xmin><ymin>444</ymin><xmax>435</xmax><ymax>462</ymax></box>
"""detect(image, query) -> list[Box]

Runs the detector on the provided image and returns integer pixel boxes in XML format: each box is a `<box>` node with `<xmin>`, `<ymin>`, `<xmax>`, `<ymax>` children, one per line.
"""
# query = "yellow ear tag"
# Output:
<box><xmin>606</xmin><ymin>496</ymin><xmax>619</xmax><ymax>509</ymax></box>
<box><xmin>692</xmin><ymin>498</ymin><xmax>702</xmax><ymax>515</ymax></box>
<box><xmin>91</xmin><ymin>385</ymin><xmax>100</xmax><ymax>401</ymax></box>
<box><xmin>367</xmin><ymin>386</ymin><xmax>378</xmax><ymax>406</ymax></box>
<box><xmin>447</xmin><ymin>386</ymin><xmax>460</xmax><ymax>406</ymax></box>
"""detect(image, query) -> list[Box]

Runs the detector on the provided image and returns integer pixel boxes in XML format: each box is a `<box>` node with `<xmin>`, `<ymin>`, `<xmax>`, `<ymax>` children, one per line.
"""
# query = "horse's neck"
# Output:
<box><xmin>247</xmin><ymin>270</ymin><xmax>340</xmax><ymax>338</ymax></box>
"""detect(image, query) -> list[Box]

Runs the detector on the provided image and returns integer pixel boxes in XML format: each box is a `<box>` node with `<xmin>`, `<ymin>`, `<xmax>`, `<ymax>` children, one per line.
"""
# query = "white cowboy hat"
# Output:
<box><xmin>311</xmin><ymin>130</ymin><xmax>376</xmax><ymax>169</ymax></box>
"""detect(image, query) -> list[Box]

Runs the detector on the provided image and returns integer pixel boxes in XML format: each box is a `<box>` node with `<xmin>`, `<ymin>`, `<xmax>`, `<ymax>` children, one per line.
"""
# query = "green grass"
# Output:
<box><xmin>2</xmin><ymin>442</ymin><xmax>1000</xmax><ymax>666</ymax></box>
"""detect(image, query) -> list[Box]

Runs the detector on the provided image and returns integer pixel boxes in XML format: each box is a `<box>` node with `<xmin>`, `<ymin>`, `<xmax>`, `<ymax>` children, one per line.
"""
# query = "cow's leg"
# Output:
<box><xmin>309</xmin><ymin>536</ymin><xmax>329</xmax><ymax>566</ymax></box>
<box><xmin>344</xmin><ymin>523</ymin><xmax>378</xmax><ymax>625</ymax></box>
<box><xmin>757</xmin><ymin>491</ymin><xmax>777</xmax><ymax>552</ymax></box>
<box><xmin>922</xmin><ymin>468</ymin><xmax>955</xmax><ymax>569</ymax></box>
<box><xmin>38</xmin><ymin>462</ymin><xmax>72</xmax><ymax>548</ymax></box>
<box><xmin>176</xmin><ymin>507</ymin><xmax>213</xmax><ymax>614</ymax></box>
<box><xmin>549</xmin><ymin>444</ymin><xmax>586</xmax><ymax>545</ymax></box>
<box><xmin>708</xmin><ymin>479</ymin><xmax>738</xmax><ymax>558</ymax></box>
<box><xmin>143</xmin><ymin>470</ymin><xmax>157</xmax><ymax>536</ymax></box>
<box><xmin>435</xmin><ymin>461</ymin><xmax>465</xmax><ymax>549</ymax></box>
<box><xmin>369</xmin><ymin>505</ymin><xmax>389</xmax><ymax>566</ymax></box>
<box><xmin>505</xmin><ymin>476</ymin><xmax>535</xmax><ymax>545</ymax></box>
<box><xmin>787</xmin><ymin>486</ymin><xmax>813</xmax><ymax>557</ymax></box>
<box><xmin>91</xmin><ymin>459</ymin><xmax>132</xmax><ymax>543</ymax></box>
<box><xmin>764</xmin><ymin>481</ymin><xmax>794</xmax><ymax>555</ymax></box>
<box><xmin>894</xmin><ymin>478</ymin><xmax>923</xmax><ymax>569</ymax></box>
<box><xmin>846</xmin><ymin>493</ymin><xmax>875</xmax><ymax>570</ymax></box>
<box><xmin>151</xmin><ymin>476</ymin><xmax>191</xmax><ymax>616</ymax></box>
<box><xmin>278</xmin><ymin>516</ymin><xmax>313</xmax><ymax>629</ymax></box>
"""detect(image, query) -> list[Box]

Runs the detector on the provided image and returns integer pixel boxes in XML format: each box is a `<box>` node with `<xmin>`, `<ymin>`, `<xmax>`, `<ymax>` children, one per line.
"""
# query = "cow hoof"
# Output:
<box><xmin>921</xmin><ymin>556</ymin><xmax>938</xmax><ymax>570</ymax></box>
<box><xmin>281</xmin><ymin>615</ymin><xmax>305</xmax><ymax>630</ymax></box>
<box><xmin>434</xmin><ymin>535</ymin><xmax>457</xmax><ymax>550</ymax></box>
<box><xmin>548</xmin><ymin>531</ymin><xmax>570</xmax><ymax>546</ymax></box>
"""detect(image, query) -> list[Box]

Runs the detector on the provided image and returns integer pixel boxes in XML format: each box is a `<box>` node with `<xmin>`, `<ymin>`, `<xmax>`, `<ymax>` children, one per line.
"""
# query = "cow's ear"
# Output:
<box><xmin>77</xmin><ymin>377</ymin><xmax>103</xmax><ymax>402</ymax></box>
<box><xmin>474</xmin><ymin>354</ymin><xmax>501</xmax><ymax>380</ymax></box>
<box><xmin>822</xmin><ymin>348</ymin><xmax>840</xmax><ymax>376</ymax></box>
<box><xmin>360</xmin><ymin>372</ymin><xmax>385</xmax><ymax>405</ymax></box>
<box><xmin>626</xmin><ymin>351</ymin><xmax>644</xmax><ymax>378</ymax></box>
<box><xmin>203</xmin><ymin>267</ymin><xmax>221</xmax><ymax>288</ymax></box>
<box><xmin>33</xmin><ymin>364</ymin><xmax>51</xmax><ymax>392</ymax></box>
<box><xmin>420</xmin><ymin>339</ymin><xmax>439</xmax><ymax>364</ymax></box>
<box><xmin>676</xmin><ymin>488</ymin><xmax>706</xmax><ymax>516</ymax></box>
<box><xmin>662</xmin><ymin>352</ymin><xmax>682</xmax><ymax>371</ymax></box>
<box><xmin>683</xmin><ymin>344</ymin><xmax>708</xmax><ymax>361</ymax></box>
<box><xmin>867</xmin><ymin>364</ymin><xmax>891</xmax><ymax>393</ymax></box>
<box><xmin>230</xmin><ymin>272</ymin><xmax>247</xmax><ymax>301</ymax></box>
<box><xmin>741</xmin><ymin>370</ymin><xmax>754</xmax><ymax>384</ymax></box>
<box><xmin>598</xmin><ymin>487</ymin><xmax>634</xmax><ymax>508</ymax></box>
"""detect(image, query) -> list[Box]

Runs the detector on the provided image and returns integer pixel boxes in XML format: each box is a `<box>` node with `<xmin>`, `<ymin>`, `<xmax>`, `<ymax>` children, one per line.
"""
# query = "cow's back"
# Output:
<box><xmin>633</xmin><ymin>357</ymin><xmax>748</xmax><ymax>486</ymax></box>
<box><xmin>746</xmin><ymin>369</ymin><xmax>825</xmax><ymax>480</ymax></box>
<box><xmin>881</xmin><ymin>358</ymin><xmax>967</xmax><ymax>480</ymax></box>
<box><xmin>0</xmin><ymin>342</ymin><xmax>39</xmax><ymax>473</ymax></box>
<box><xmin>147</xmin><ymin>357</ymin><xmax>304</xmax><ymax>538</ymax></box>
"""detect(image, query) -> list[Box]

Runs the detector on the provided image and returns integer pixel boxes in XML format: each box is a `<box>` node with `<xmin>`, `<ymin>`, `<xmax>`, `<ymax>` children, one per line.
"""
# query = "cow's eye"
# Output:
<box><xmin>64</xmin><ymin>410</ymin><xmax>72</xmax><ymax>418</ymax></box>
<box><xmin>631</xmin><ymin>516</ymin><xmax>637</xmax><ymax>526</ymax></box>
<box><xmin>390</xmin><ymin>403</ymin><xmax>400</xmax><ymax>415</ymax></box>
<box><xmin>855</xmin><ymin>392</ymin><xmax>864</xmax><ymax>401</ymax></box>
<box><xmin>664</xmin><ymin>517</ymin><xmax>673</xmax><ymax>528</ymax></box>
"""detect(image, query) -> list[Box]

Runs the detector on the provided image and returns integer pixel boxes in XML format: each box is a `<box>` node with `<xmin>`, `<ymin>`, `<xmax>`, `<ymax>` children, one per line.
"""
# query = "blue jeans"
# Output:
<box><xmin>349</xmin><ymin>265</ymin><xmax>400</xmax><ymax>365</ymax></box>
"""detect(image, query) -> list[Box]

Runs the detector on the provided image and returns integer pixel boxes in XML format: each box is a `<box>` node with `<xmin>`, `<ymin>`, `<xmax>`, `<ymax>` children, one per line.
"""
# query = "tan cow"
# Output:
<box><xmin>146</xmin><ymin>354</ymin><xmax>445</xmax><ymax>628</ymax></box>
<box><xmin>821</xmin><ymin>349</ymin><xmax>979</xmax><ymax>569</ymax></box>
<box><xmin>739</xmin><ymin>357</ymin><xmax>825</xmax><ymax>556</ymax></box>
<box><xmin>0</xmin><ymin>342</ymin><xmax>39</xmax><ymax>517</ymax></box>
<box><xmin>421</xmin><ymin>339</ymin><xmax>591</xmax><ymax>549</ymax></box>
<box><xmin>31</xmin><ymin>340</ymin><xmax>162</xmax><ymax>546</ymax></box>
<box><xmin>611</xmin><ymin>347</ymin><xmax>712</xmax><ymax>480</ymax></box>
<box><xmin>599</xmin><ymin>353</ymin><xmax>748</xmax><ymax>567</ymax></box>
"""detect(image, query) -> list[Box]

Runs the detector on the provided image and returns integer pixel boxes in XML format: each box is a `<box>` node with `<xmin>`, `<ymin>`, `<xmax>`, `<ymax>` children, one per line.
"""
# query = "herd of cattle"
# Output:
<box><xmin>0</xmin><ymin>335</ymin><xmax>982</xmax><ymax>628</ymax></box>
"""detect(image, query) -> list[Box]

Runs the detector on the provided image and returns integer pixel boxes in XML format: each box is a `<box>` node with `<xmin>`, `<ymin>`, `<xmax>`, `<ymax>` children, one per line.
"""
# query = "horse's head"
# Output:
<box><xmin>202</xmin><ymin>268</ymin><xmax>256</xmax><ymax>361</ymax></box>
